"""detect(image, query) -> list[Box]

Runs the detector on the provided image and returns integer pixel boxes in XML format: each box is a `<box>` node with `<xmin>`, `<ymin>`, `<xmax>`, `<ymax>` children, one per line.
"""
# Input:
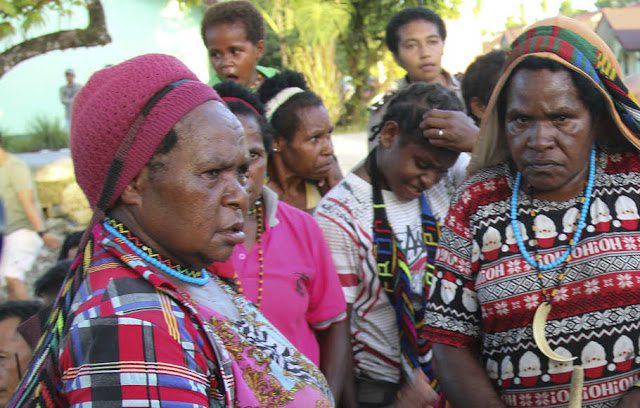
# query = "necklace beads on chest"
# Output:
<box><xmin>104</xmin><ymin>217</ymin><xmax>209</xmax><ymax>286</ymax></box>
<box><xmin>234</xmin><ymin>198</ymin><xmax>265</xmax><ymax>308</ymax></box>
<box><xmin>510</xmin><ymin>146</ymin><xmax>596</xmax><ymax>274</ymax></box>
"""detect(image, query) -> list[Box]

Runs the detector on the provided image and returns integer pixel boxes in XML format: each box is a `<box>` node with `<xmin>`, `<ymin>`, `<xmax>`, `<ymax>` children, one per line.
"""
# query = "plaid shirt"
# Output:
<box><xmin>57</xmin><ymin>226</ymin><xmax>234</xmax><ymax>407</ymax></box>
<box><xmin>48</xmin><ymin>222</ymin><xmax>333</xmax><ymax>407</ymax></box>
<box><xmin>54</xmin><ymin>223</ymin><xmax>235</xmax><ymax>407</ymax></box>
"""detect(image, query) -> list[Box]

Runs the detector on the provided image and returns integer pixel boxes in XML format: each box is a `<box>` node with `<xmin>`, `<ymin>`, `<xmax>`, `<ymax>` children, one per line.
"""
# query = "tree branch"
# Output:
<box><xmin>0</xmin><ymin>0</ymin><xmax>111</xmax><ymax>79</ymax></box>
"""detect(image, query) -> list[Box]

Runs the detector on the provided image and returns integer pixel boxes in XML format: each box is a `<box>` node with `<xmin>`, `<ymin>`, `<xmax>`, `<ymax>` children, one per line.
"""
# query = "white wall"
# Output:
<box><xmin>0</xmin><ymin>0</ymin><xmax>209</xmax><ymax>134</ymax></box>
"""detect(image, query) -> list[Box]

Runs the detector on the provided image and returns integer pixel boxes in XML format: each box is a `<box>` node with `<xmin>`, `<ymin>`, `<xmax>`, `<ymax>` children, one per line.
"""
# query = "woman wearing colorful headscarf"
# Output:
<box><xmin>423</xmin><ymin>16</ymin><xmax>640</xmax><ymax>408</ymax></box>
<box><xmin>9</xmin><ymin>54</ymin><xmax>334</xmax><ymax>408</ymax></box>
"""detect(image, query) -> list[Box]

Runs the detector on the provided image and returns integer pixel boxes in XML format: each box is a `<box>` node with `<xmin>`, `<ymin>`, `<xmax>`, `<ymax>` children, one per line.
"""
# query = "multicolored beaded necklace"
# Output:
<box><xmin>510</xmin><ymin>145</ymin><xmax>596</xmax><ymax>301</ymax></box>
<box><xmin>233</xmin><ymin>198</ymin><xmax>266</xmax><ymax>308</ymax></box>
<box><xmin>104</xmin><ymin>217</ymin><xmax>209</xmax><ymax>285</ymax></box>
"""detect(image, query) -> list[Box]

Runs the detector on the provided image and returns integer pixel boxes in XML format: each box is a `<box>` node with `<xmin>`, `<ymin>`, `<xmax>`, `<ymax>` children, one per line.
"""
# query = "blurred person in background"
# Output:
<box><xmin>57</xmin><ymin>231</ymin><xmax>83</xmax><ymax>261</ymax></box>
<box><xmin>33</xmin><ymin>259</ymin><xmax>73</xmax><ymax>306</ymax></box>
<box><xmin>0</xmin><ymin>134</ymin><xmax>60</xmax><ymax>300</ymax></box>
<box><xmin>461</xmin><ymin>49</ymin><xmax>507</xmax><ymax>125</ymax></box>
<box><xmin>59</xmin><ymin>68</ymin><xmax>81</xmax><ymax>132</ymax></box>
<box><xmin>369</xmin><ymin>7</ymin><xmax>478</xmax><ymax>156</ymax></box>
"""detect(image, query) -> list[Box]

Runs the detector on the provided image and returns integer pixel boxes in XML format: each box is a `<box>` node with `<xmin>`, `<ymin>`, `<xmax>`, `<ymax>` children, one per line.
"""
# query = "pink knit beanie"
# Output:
<box><xmin>70</xmin><ymin>53</ymin><xmax>221</xmax><ymax>210</ymax></box>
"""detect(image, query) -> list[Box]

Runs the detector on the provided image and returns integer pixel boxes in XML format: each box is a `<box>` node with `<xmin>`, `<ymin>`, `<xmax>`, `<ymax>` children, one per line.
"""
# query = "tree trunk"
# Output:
<box><xmin>0</xmin><ymin>0</ymin><xmax>111</xmax><ymax>79</ymax></box>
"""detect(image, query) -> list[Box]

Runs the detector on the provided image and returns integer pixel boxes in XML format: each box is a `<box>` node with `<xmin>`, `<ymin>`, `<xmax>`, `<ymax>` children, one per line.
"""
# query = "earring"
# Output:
<box><xmin>272</xmin><ymin>146</ymin><xmax>280</xmax><ymax>153</ymax></box>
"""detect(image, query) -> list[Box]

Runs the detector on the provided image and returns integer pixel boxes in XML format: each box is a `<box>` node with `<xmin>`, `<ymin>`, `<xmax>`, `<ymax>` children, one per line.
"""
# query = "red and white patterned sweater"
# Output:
<box><xmin>424</xmin><ymin>148</ymin><xmax>640</xmax><ymax>408</ymax></box>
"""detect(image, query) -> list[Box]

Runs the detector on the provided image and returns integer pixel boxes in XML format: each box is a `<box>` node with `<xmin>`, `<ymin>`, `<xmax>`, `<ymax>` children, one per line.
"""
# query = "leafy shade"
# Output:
<box><xmin>0</xmin><ymin>0</ymin><xmax>82</xmax><ymax>41</ymax></box>
<box><xmin>0</xmin><ymin>0</ymin><xmax>110</xmax><ymax>79</ymax></box>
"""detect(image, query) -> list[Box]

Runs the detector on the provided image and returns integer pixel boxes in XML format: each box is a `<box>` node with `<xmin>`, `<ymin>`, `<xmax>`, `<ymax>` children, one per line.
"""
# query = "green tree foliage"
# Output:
<box><xmin>0</xmin><ymin>0</ymin><xmax>81</xmax><ymax>41</ymax></box>
<box><xmin>595</xmin><ymin>0</ymin><xmax>638</xmax><ymax>8</ymax></box>
<box><xmin>558</xmin><ymin>0</ymin><xmax>589</xmax><ymax>16</ymax></box>
<box><xmin>505</xmin><ymin>3</ymin><xmax>527</xmax><ymax>28</ymax></box>
<box><xmin>335</xmin><ymin>0</ymin><xmax>461</xmax><ymax>126</ymax></box>
<box><xmin>0</xmin><ymin>0</ymin><xmax>110</xmax><ymax>78</ymax></box>
<box><xmin>186</xmin><ymin>0</ymin><xmax>462</xmax><ymax>127</ymax></box>
<box><xmin>249</xmin><ymin>0</ymin><xmax>349</xmax><ymax>123</ymax></box>
<box><xmin>3</xmin><ymin>115</ymin><xmax>68</xmax><ymax>152</ymax></box>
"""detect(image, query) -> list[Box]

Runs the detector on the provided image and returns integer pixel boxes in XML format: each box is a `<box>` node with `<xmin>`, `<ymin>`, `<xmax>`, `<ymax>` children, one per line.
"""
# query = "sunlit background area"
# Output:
<box><xmin>0</xmin><ymin>0</ymin><xmax>636</xmax><ymax>139</ymax></box>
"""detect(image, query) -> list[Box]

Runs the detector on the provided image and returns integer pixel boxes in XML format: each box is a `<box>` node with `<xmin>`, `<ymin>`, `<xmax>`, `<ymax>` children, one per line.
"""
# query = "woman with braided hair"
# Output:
<box><xmin>315</xmin><ymin>82</ymin><xmax>470</xmax><ymax>408</ymax></box>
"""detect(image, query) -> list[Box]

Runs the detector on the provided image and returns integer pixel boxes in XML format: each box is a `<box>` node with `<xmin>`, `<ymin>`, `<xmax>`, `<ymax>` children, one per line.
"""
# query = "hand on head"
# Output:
<box><xmin>420</xmin><ymin>109</ymin><xmax>478</xmax><ymax>153</ymax></box>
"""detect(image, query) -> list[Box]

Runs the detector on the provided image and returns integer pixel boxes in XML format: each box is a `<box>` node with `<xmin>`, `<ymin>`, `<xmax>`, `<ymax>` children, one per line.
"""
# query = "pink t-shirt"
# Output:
<box><xmin>212</xmin><ymin>189</ymin><xmax>347</xmax><ymax>365</ymax></box>
<box><xmin>195</xmin><ymin>277</ymin><xmax>335</xmax><ymax>407</ymax></box>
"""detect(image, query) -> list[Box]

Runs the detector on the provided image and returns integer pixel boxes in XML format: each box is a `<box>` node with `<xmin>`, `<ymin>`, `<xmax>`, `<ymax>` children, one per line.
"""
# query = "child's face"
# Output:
<box><xmin>205</xmin><ymin>21</ymin><xmax>265</xmax><ymax>88</ymax></box>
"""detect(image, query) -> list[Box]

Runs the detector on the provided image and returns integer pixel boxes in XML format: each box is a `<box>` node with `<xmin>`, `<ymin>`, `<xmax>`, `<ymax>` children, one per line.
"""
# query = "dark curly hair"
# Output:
<box><xmin>462</xmin><ymin>49</ymin><xmax>506</xmax><ymax>123</ymax></box>
<box><xmin>201</xmin><ymin>0</ymin><xmax>266</xmax><ymax>45</ymax></box>
<box><xmin>214</xmin><ymin>80</ymin><xmax>274</xmax><ymax>153</ymax></box>
<box><xmin>58</xmin><ymin>231</ymin><xmax>83</xmax><ymax>260</ymax></box>
<box><xmin>373</xmin><ymin>82</ymin><xmax>464</xmax><ymax>147</ymax></box>
<box><xmin>34</xmin><ymin>259</ymin><xmax>73</xmax><ymax>299</ymax></box>
<box><xmin>258</xmin><ymin>69</ymin><xmax>324</xmax><ymax>144</ymax></box>
<box><xmin>385</xmin><ymin>7</ymin><xmax>446</xmax><ymax>55</ymax></box>
<box><xmin>0</xmin><ymin>300</ymin><xmax>43</xmax><ymax>323</ymax></box>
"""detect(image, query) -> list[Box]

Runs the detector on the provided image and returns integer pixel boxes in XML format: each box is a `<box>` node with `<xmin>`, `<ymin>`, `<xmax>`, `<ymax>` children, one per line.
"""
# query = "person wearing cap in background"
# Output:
<box><xmin>9</xmin><ymin>54</ymin><xmax>334</xmax><ymax>408</ymax></box>
<box><xmin>423</xmin><ymin>16</ymin><xmax>640</xmax><ymax>407</ymax></box>
<box><xmin>59</xmin><ymin>68</ymin><xmax>81</xmax><ymax>132</ymax></box>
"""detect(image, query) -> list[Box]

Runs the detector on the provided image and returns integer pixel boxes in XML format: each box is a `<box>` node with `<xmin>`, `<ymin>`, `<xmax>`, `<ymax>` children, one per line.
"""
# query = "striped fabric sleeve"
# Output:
<box><xmin>314</xmin><ymin>206</ymin><xmax>363</xmax><ymax>304</ymax></box>
<box><xmin>58</xmin><ymin>315</ymin><xmax>216</xmax><ymax>407</ymax></box>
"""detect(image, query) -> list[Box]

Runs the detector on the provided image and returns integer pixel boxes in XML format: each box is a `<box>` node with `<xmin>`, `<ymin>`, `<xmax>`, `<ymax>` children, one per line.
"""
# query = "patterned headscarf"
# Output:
<box><xmin>468</xmin><ymin>16</ymin><xmax>640</xmax><ymax>175</ymax></box>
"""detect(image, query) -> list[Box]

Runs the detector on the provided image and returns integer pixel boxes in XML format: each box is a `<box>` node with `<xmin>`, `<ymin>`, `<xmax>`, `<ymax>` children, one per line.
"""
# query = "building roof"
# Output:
<box><xmin>482</xmin><ymin>10</ymin><xmax>603</xmax><ymax>53</ymax></box>
<box><xmin>599</xmin><ymin>5</ymin><xmax>640</xmax><ymax>50</ymax></box>
<box><xmin>571</xmin><ymin>11</ymin><xmax>602</xmax><ymax>30</ymax></box>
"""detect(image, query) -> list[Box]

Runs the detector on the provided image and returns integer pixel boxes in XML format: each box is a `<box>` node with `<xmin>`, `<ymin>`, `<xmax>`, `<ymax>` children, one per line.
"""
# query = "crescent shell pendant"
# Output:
<box><xmin>532</xmin><ymin>302</ymin><xmax>577</xmax><ymax>362</ymax></box>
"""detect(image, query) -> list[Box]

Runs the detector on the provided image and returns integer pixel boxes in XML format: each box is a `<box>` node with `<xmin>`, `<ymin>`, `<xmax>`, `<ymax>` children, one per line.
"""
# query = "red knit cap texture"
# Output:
<box><xmin>70</xmin><ymin>53</ymin><xmax>221</xmax><ymax>209</ymax></box>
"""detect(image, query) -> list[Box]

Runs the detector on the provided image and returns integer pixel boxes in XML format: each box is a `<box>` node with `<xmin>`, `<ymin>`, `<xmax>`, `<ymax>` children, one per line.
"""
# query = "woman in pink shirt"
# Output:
<box><xmin>210</xmin><ymin>80</ymin><xmax>350</xmax><ymax>403</ymax></box>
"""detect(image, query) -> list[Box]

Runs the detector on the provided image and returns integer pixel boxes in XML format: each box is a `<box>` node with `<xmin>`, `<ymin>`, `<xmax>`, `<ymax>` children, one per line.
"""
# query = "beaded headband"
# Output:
<box><xmin>222</xmin><ymin>96</ymin><xmax>261</xmax><ymax>117</ymax></box>
<box><xmin>265</xmin><ymin>87</ymin><xmax>304</xmax><ymax>121</ymax></box>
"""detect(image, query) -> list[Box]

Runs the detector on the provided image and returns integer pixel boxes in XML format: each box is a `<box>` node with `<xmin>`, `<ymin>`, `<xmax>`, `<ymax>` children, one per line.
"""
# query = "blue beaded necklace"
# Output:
<box><xmin>510</xmin><ymin>146</ymin><xmax>596</xmax><ymax>272</ymax></box>
<box><xmin>104</xmin><ymin>218</ymin><xmax>210</xmax><ymax>286</ymax></box>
